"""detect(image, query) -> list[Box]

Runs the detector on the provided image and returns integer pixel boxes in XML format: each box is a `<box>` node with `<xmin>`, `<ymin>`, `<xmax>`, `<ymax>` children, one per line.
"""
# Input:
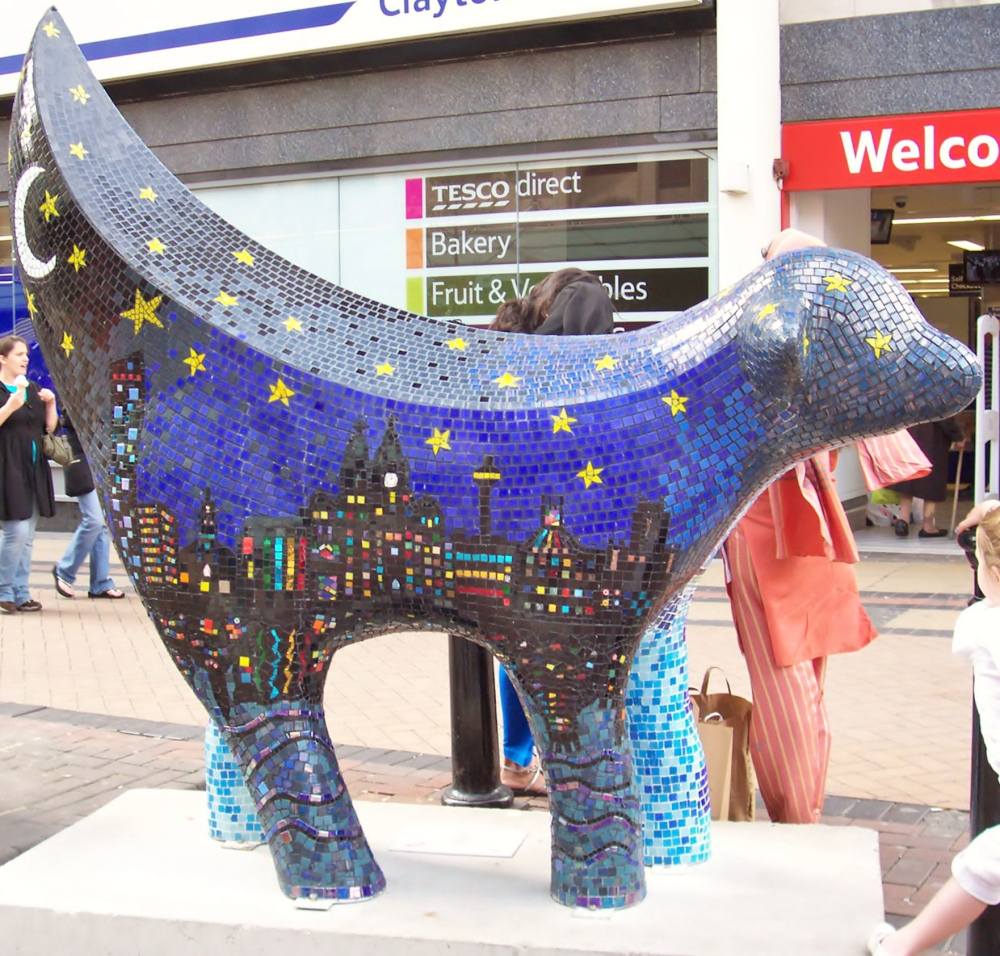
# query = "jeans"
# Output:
<box><xmin>0</xmin><ymin>504</ymin><xmax>39</xmax><ymax>605</ymax></box>
<box><xmin>499</xmin><ymin>666</ymin><xmax>535</xmax><ymax>767</ymax></box>
<box><xmin>56</xmin><ymin>490</ymin><xmax>115</xmax><ymax>594</ymax></box>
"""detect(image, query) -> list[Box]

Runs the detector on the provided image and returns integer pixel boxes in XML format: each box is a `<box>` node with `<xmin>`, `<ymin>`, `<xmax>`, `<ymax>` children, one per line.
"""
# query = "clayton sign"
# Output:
<box><xmin>781</xmin><ymin>109</ymin><xmax>1000</xmax><ymax>191</ymax></box>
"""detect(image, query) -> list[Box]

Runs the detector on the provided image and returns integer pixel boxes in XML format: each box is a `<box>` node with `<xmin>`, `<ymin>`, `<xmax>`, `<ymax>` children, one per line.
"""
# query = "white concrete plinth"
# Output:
<box><xmin>0</xmin><ymin>789</ymin><xmax>883</xmax><ymax>955</ymax></box>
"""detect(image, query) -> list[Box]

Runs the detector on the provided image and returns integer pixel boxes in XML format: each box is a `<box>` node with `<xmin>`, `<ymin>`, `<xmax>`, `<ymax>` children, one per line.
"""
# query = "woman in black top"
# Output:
<box><xmin>0</xmin><ymin>336</ymin><xmax>58</xmax><ymax>613</ymax></box>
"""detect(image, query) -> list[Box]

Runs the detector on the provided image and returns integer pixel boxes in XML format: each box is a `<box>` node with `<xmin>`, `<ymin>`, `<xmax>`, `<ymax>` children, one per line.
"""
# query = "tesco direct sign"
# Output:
<box><xmin>781</xmin><ymin>109</ymin><xmax>1000</xmax><ymax>191</ymax></box>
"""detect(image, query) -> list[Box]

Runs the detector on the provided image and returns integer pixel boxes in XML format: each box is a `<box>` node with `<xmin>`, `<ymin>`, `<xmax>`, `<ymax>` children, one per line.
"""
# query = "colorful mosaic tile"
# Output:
<box><xmin>9</xmin><ymin>9</ymin><xmax>981</xmax><ymax>909</ymax></box>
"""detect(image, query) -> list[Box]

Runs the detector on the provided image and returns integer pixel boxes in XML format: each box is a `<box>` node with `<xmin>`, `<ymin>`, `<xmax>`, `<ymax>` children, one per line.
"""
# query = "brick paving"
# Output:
<box><xmin>0</xmin><ymin>527</ymin><xmax>989</xmax><ymax>953</ymax></box>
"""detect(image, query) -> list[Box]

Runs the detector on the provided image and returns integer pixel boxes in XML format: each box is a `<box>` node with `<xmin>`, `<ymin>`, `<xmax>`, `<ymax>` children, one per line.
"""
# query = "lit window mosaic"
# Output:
<box><xmin>10</xmin><ymin>9</ymin><xmax>981</xmax><ymax>909</ymax></box>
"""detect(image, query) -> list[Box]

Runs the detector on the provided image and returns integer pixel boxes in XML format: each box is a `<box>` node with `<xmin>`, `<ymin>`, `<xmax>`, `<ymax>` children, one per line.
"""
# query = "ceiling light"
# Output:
<box><xmin>0</xmin><ymin>235</ymin><xmax>11</xmax><ymax>242</ymax></box>
<box><xmin>948</xmin><ymin>240</ymin><xmax>985</xmax><ymax>252</ymax></box>
<box><xmin>898</xmin><ymin>278</ymin><xmax>951</xmax><ymax>285</ymax></box>
<box><xmin>888</xmin><ymin>268</ymin><xmax>939</xmax><ymax>274</ymax></box>
<box><xmin>896</xmin><ymin>215</ymin><xmax>1000</xmax><ymax>225</ymax></box>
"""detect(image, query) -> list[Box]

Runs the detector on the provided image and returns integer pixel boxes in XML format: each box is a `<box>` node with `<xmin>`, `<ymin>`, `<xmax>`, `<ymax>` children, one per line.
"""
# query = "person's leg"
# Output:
<box><xmin>0</xmin><ymin>517</ymin><xmax>31</xmax><ymax>607</ymax></box>
<box><xmin>922</xmin><ymin>500</ymin><xmax>939</xmax><ymax>533</ymax></box>
<box><xmin>895</xmin><ymin>495</ymin><xmax>913</xmax><ymax>536</ymax></box>
<box><xmin>12</xmin><ymin>506</ymin><xmax>38</xmax><ymax>607</ymax></box>
<box><xmin>874</xmin><ymin>879</ymin><xmax>985</xmax><ymax>955</ymax></box>
<box><xmin>499</xmin><ymin>666</ymin><xmax>535</xmax><ymax>767</ymax></box>
<box><xmin>56</xmin><ymin>490</ymin><xmax>104</xmax><ymax>586</ymax></box>
<box><xmin>725</xmin><ymin>522</ymin><xmax>830</xmax><ymax>824</ymax></box>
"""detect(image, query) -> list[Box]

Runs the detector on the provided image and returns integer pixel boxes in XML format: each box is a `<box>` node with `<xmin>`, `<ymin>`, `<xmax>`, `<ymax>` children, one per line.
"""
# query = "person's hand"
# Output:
<box><xmin>763</xmin><ymin>228</ymin><xmax>826</xmax><ymax>260</ymax></box>
<box><xmin>37</xmin><ymin>388</ymin><xmax>55</xmax><ymax>403</ymax></box>
<box><xmin>956</xmin><ymin>499</ymin><xmax>1000</xmax><ymax>533</ymax></box>
<box><xmin>4</xmin><ymin>388</ymin><xmax>25</xmax><ymax>411</ymax></box>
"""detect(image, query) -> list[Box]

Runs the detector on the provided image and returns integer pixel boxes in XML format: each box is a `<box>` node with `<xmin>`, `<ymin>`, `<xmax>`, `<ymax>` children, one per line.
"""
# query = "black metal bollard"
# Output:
<box><xmin>959</xmin><ymin>527</ymin><xmax>1000</xmax><ymax>954</ymax></box>
<box><xmin>441</xmin><ymin>635</ymin><xmax>513</xmax><ymax>808</ymax></box>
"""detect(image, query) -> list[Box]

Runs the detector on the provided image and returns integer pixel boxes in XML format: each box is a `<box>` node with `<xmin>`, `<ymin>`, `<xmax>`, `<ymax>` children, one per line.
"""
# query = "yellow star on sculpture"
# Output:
<box><xmin>594</xmin><ymin>355</ymin><xmax>618</xmax><ymax>371</ymax></box>
<box><xmin>268</xmin><ymin>378</ymin><xmax>295</xmax><ymax>405</ymax></box>
<box><xmin>283</xmin><ymin>316</ymin><xmax>303</xmax><ymax>332</ymax></box>
<box><xmin>577</xmin><ymin>461</ymin><xmax>604</xmax><ymax>489</ymax></box>
<box><xmin>139</xmin><ymin>187</ymin><xmax>157</xmax><ymax>202</ymax></box>
<box><xmin>824</xmin><ymin>273</ymin><xmax>852</xmax><ymax>293</ymax></box>
<box><xmin>493</xmin><ymin>372</ymin><xmax>521</xmax><ymax>388</ymax></box>
<box><xmin>39</xmin><ymin>190</ymin><xmax>59</xmax><ymax>222</ymax></box>
<box><xmin>70</xmin><ymin>85</ymin><xmax>90</xmax><ymax>104</ymax></box>
<box><xmin>183</xmin><ymin>348</ymin><xmax>206</xmax><ymax>376</ymax></box>
<box><xmin>426</xmin><ymin>428</ymin><xmax>451</xmax><ymax>456</ymax></box>
<box><xmin>26</xmin><ymin>293</ymin><xmax>38</xmax><ymax>319</ymax></box>
<box><xmin>663</xmin><ymin>389</ymin><xmax>688</xmax><ymax>417</ymax></box>
<box><xmin>67</xmin><ymin>245</ymin><xmax>86</xmax><ymax>272</ymax></box>
<box><xmin>551</xmin><ymin>409</ymin><xmax>577</xmax><ymax>434</ymax></box>
<box><xmin>757</xmin><ymin>303</ymin><xmax>778</xmax><ymax>320</ymax></box>
<box><xmin>803</xmin><ymin>332</ymin><xmax>810</xmax><ymax>356</ymax></box>
<box><xmin>376</xmin><ymin>362</ymin><xmax>395</xmax><ymax>376</ymax></box>
<box><xmin>147</xmin><ymin>238</ymin><xmax>166</xmax><ymax>255</ymax></box>
<box><xmin>866</xmin><ymin>330</ymin><xmax>893</xmax><ymax>359</ymax></box>
<box><xmin>215</xmin><ymin>291</ymin><xmax>238</xmax><ymax>307</ymax></box>
<box><xmin>233</xmin><ymin>249</ymin><xmax>254</xmax><ymax>266</ymax></box>
<box><xmin>120</xmin><ymin>289</ymin><xmax>164</xmax><ymax>334</ymax></box>
<box><xmin>69</xmin><ymin>142</ymin><xmax>88</xmax><ymax>160</ymax></box>
<box><xmin>445</xmin><ymin>337</ymin><xmax>468</xmax><ymax>350</ymax></box>
<box><xmin>60</xmin><ymin>332</ymin><xmax>74</xmax><ymax>357</ymax></box>
<box><xmin>43</xmin><ymin>21</ymin><xmax>60</xmax><ymax>37</ymax></box>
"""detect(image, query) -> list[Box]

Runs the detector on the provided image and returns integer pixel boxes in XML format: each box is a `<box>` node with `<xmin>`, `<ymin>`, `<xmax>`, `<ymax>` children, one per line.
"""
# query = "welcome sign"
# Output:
<box><xmin>0</xmin><ymin>0</ymin><xmax>704</xmax><ymax>96</ymax></box>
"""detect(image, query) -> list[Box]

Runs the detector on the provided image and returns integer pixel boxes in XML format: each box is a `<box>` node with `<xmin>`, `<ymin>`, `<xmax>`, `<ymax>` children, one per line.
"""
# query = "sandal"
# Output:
<box><xmin>501</xmin><ymin>760</ymin><xmax>547</xmax><ymax>796</ymax></box>
<box><xmin>866</xmin><ymin>921</ymin><xmax>896</xmax><ymax>955</ymax></box>
<box><xmin>88</xmin><ymin>588</ymin><xmax>125</xmax><ymax>599</ymax></box>
<box><xmin>52</xmin><ymin>567</ymin><xmax>74</xmax><ymax>598</ymax></box>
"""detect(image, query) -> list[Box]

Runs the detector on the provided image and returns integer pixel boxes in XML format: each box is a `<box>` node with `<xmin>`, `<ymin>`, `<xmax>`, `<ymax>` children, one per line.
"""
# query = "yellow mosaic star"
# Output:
<box><xmin>803</xmin><ymin>331</ymin><xmax>810</xmax><ymax>356</ymax></box>
<box><xmin>824</xmin><ymin>273</ymin><xmax>852</xmax><ymax>293</ymax></box>
<box><xmin>445</xmin><ymin>337</ymin><xmax>468</xmax><ymax>350</ymax></box>
<box><xmin>39</xmin><ymin>190</ymin><xmax>59</xmax><ymax>222</ymax></box>
<box><xmin>268</xmin><ymin>378</ymin><xmax>295</xmax><ymax>405</ymax></box>
<box><xmin>60</xmin><ymin>332</ymin><xmax>74</xmax><ymax>357</ymax></box>
<box><xmin>69</xmin><ymin>141</ymin><xmax>88</xmax><ymax>160</ymax></box>
<box><xmin>757</xmin><ymin>303</ymin><xmax>778</xmax><ymax>320</ymax></box>
<box><xmin>26</xmin><ymin>293</ymin><xmax>38</xmax><ymax>319</ymax></box>
<box><xmin>663</xmin><ymin>389</ymin><xmax>688</xmax><ymax>417</ymax></box>
<box><xmin>214</xmin><ymin>291</ymin><xmax>238</xmax><ymax>307</ymax></box>
<box><xmin>426</xmin><ymin>428</ymin><xmax>452</xmax><ymax>456</ymax></box>
<box><xmin>67</xmin><ymin>245</ymin><xmax>86</xmax><ymax>272</ymax></box>
<box><xmin>43</xmin><ymin>21</ymin><xmax>60</xmax><ymax>37</ymax></box>
<box><xmin>594</xmin><ymin>355</ymin><xmax>618</xmax><ymax>371</ymax></box>
<box><xmin>147</xmin><ymin>238</ymin><xmax>166</xmax><ymax>255</ymax></box>
<box><xmin>551</xmin><ymin>409</ymin><xmax>577</xmax><ymax>434</ymax></box>
<box><xmin>70</xmin><ymin>85</ymin><xmax>90</xmax><ymax>104</ymax></box>
<box><xmin>120</xmin><ymin>289</ymin><xmax>164</xmax><ymax>334</ymax></box>
<box><xmin>866</xmin><ymin>330</ymin><xmax>893</xmax><ymax>359</ymax></box>
<box><xmin>577</xmin><ymin>461</ymin><xmax>604</xmax><ymax>489</ymax></box>
<box><xmin>139</xmin><ymin>187</ymin><xmax>158</xmax><ymax>202</ymax></box>
<box><xmin>493</xmin><ymin>372</ymin><xmax>521</xmax><ymax>388</ymax></box>
<box><xmin>376</xmin><ymin>362</ymin><xmax>395</xmax><ymax>376</ymax></box>
<box><xmin>233</xmin><ymin>249</ymin><xmax>254</xmax><ymax>266</ymax></box>
<box><xmin>183</xmin><ymin>349</ymin><xmax>206</xmax><ymax>376</ymax></box>
<box><xmin>284</xmin><ymin>316</ymin><xmax>303</xmax><ymax>332</ymax></box>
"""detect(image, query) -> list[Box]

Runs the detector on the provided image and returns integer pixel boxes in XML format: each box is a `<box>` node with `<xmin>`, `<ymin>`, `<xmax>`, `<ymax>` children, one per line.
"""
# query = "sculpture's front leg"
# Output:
<box><xmin>626</xmin><ymin>586</ymin><xmax>712</xmax><ymax>865</ymax></box>
<box><xmin>221</xmin><ymin>699</ymin><xmax>385</xmax><ymax>901</ymax></box>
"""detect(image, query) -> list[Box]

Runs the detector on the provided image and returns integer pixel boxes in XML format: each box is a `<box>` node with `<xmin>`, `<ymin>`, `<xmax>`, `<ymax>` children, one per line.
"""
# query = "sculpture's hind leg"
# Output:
<box><xmin>510</xmin><ymin>670</ymin><xmax>645</xmax><ymax>909</ymax></box>
<box><xmin>221</xmin><ymin>699</ymin><xmax>385</xmax><ymax>901</ymax></box>
<box><xmin>626</xmin><ymin>586</ymin><xmax>712</xmax><ymax>865</ymax></box>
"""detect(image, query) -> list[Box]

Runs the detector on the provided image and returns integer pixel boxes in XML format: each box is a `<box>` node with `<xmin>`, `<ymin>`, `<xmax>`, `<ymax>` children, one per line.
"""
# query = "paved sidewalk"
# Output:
<box><xmin>0</xmin><ymin>527</ymin><xmax>984</xmax><ymax>954</ymax></box>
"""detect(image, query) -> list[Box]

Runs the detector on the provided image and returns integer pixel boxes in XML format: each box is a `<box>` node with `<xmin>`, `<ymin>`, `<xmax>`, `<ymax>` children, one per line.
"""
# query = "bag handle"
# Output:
<box><xmin>699</xmin><ymin>666</ymin><xmax>733</xmax><ymax>697</ymax></box>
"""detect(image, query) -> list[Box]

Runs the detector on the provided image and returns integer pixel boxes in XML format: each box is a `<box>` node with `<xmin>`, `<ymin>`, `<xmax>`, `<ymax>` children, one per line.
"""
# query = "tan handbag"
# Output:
<box><xmin>690</xmin><ymin>667</ymin><xmax>755</xmax><ymax>822</ymax></box>
<box><xmin>43</xmin><ymin>430</ymin><xmax>74</xmax><ymax>467</ymax></box>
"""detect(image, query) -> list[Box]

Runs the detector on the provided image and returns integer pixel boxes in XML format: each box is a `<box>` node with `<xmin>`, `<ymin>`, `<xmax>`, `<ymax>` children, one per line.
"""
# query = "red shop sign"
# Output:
<box><xmin>781</xmin><ymin>108</ymin><xmax>1000</xmax><ymax>191</ymax></box>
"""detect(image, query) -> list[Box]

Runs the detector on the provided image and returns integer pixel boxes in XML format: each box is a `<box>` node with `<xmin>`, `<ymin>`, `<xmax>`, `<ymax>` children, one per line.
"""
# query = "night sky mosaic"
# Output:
<box><xmin>10</xmin><ymin>8</ymin><xmax>982</xmax><ymax>910</ymax></box>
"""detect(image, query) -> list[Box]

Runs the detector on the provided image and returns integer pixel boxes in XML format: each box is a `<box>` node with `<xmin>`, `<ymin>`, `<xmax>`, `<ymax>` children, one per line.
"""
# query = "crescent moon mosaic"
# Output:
<box><xmin>9</xmin><ymin>8</ymin><xmax>981</xmax><ymax>908</ymax></box>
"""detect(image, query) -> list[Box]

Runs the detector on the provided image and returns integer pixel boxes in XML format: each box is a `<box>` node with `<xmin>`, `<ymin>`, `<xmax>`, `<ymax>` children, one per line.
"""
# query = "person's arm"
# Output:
<box><xmin>941</xmin><ymin>415</ymin><xmax>966</xmax><ymax>446</ymax></box>
<box><xmin>956</xmin><ymin>498</ymin><xmax>1000</xmax><ymax>533</ymax></box>
<box><xmin>0</xmin><ymin>390</ymin><xmax>22</xmax><ymax>428</ymax></box>
<box><xmin>539</xmin><ymin>282</ymin><xmax>614</xmax><ymax>336</ymax></box>
<box><xmin>37</xmin><ymin>387</ymin><xmax>58</xmax><ymax>433</ymax></box>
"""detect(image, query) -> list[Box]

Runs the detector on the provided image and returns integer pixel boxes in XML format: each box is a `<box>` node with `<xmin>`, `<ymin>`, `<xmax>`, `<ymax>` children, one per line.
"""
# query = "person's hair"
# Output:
<box><xmin>0</xmin><ymin>335</ymin><xmax>28</xmax><ymax>358</ymax></box>
<box><xmin>523</xmin><ymin>269</ymin><xmax>602</xmax><ymax>329</ymax></box>
<box><xmin>489</xmin><ymin>299</ymin><xmax>533</xmax><ymax>334</ymax></box>
<box><xmin>978</xmin><ymin>508</ymin><xmax>1000</xmax><ymax>576</ymax></box>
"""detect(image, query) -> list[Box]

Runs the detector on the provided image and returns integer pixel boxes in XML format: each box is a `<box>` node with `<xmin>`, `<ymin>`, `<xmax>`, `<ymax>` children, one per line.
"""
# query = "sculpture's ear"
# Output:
<box><xmin>737</xmin><ymin>291</ymin><xmax>813</xmax><ymax>408</ymax></box>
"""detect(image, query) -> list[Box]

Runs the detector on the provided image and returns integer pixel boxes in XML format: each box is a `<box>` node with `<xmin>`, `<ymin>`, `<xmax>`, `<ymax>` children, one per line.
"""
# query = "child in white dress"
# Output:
<box><xmin>869</xmin><ymin>499</ymin><xmax>1000</xmax><ymax>955</ymax></box>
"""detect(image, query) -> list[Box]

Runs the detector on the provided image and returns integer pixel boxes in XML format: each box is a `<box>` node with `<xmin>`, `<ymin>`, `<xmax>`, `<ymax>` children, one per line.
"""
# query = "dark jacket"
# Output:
<box><xmin>0</xmin><ymin>382</ymin><xmax>56</xmax><ymax>521</ymax></box>
<box><xmin>61</xmin><ymin>414</ymin><xmax>95</xmax><ymax>498</ymax></box>
<box><xmin>534</xmin><ymin>280</ymin><xmax>615</xmax><ymax>336</ymax></box>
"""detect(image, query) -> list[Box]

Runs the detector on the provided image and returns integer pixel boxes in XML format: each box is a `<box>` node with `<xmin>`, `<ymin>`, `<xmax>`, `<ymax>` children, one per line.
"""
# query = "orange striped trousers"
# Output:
<box><xmin>724</xmin><ymin>520</ymin><xmax>831</xmax><ymax>824</ymax></box>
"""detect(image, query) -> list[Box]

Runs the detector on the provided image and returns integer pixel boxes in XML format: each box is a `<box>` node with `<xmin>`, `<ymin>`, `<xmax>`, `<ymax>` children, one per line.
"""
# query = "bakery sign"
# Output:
<box><xmin>781</xmin><ymin>108</ymin><xmax>1000</xmax><ymax>191</ymax></box>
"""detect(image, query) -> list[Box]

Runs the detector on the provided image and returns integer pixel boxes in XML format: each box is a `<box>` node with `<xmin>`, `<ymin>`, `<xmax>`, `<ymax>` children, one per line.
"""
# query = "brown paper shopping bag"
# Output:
<box><xmin>690</xmin><ymin>667</ymin><xmax>755</xmax><ymax>822</ymax></box>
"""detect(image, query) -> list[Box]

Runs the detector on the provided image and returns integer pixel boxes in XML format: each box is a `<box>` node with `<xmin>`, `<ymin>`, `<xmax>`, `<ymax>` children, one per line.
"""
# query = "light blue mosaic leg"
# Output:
<box><xmin>205</xmin><ymin>719</ymin><xmax>264</xmax><ymax>846</ymax></box>
<box><xmin>626</xmin><ymin>585</ymin><xmax>711</xmax><ymax>866</ymax></box>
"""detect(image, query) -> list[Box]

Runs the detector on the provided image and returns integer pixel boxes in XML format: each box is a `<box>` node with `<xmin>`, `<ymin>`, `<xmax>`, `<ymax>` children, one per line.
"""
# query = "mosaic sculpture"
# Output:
<box><xmin>10</xmin><ymin>9</ymin><xmax>981</xmax><ymax>910</ymax></box>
